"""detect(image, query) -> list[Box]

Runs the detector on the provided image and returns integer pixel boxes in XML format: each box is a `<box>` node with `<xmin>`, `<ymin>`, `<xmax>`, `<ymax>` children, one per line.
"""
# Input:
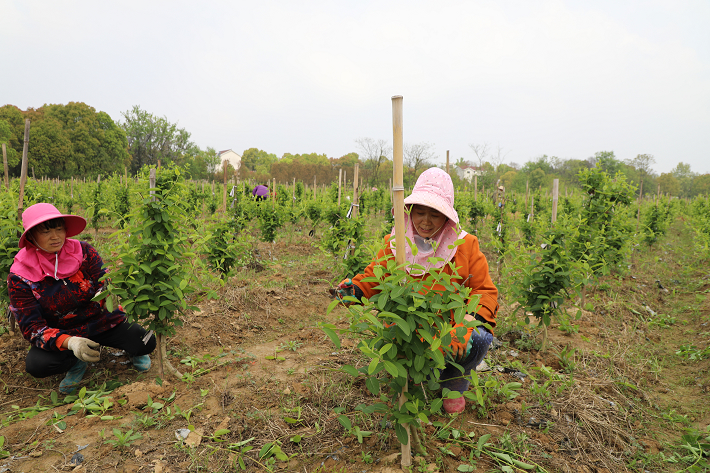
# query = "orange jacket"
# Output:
<box><xmin>351</xmin><ymin>233</ymin><xmax>499</xmax><ymax>334</ymax></box>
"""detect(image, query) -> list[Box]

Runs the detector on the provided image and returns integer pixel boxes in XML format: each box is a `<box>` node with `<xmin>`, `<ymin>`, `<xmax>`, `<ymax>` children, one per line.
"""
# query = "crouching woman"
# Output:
<box><xmin>336</xmin><ymin>168</ymin><xmax>498</xmax><ymax>414</ymax></box>
<box><xmin>8</xmin><ymin>203</ymin><xmax>156</xmax><ymax>393</ymax></box>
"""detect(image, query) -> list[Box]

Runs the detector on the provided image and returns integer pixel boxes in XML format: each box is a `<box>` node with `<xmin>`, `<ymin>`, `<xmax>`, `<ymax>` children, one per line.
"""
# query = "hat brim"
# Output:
<box><xmin>404</xmin><ymin>192</ymin><xmax>459</xmax><ymax>224</ymax></box>
<box><xmin>19</xmin><ymin>215</ymin><xmax>87</xmax><ymax>248</ymax></box>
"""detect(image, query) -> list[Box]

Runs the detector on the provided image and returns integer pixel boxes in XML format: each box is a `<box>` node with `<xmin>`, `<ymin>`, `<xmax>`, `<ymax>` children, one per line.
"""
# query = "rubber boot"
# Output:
<box><xmin>59</xmin><ymin>360</ymin><xmax>88</xmax><ymax>394</ymax></box>
<box><xmin>131</xmin><ymin>355</ymin><xmax>151</xmax><ymax>372</ymax></box>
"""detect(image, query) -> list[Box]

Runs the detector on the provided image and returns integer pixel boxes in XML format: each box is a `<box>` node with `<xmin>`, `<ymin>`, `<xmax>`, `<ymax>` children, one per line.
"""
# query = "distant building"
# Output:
<box><xmin>454</xmin><ymin>165</ymin><xmax>484</xmax><ymax>182</ymax></box>
<box><xmin>218</xmin><ymin>149</ymin><xmax>242</xmax><ymax>171</ymax></box>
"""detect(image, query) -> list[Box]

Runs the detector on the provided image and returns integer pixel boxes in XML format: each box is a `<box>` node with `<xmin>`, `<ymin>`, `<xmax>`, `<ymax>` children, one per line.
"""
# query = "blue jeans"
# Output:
<box><xmin>440</xmin><ymin>327</ymin><xmax>493</xmax><ymax>393</ymax></box>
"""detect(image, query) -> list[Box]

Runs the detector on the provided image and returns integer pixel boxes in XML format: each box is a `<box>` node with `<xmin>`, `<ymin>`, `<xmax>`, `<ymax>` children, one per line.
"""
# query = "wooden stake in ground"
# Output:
<box><xmin>338</xmin><ymin>169</ymin><xmax>342</xmax><ymax>206</ymax></box>
<box><xmin>391</xmin><ymin>95</ymin><xmax>412</xmax><ymax>468</ymax></box>
<box><xmin>636</xmin><ymin>179</ymin><xmax>643</xmax><ymax>232</ymax></box>
<box><xmin>446</xmin><ymin>150</ymin><xmax>450</xmax><ymax>174</ymax></box>
<box><xmin>352</xmin><ymin>163</ymin><xmax>360</xmax><ymax>218</ymax></box>
<box><xmin>272</xmin><ymin>178</ymin><xmax>276</xmax><ymax>209</ymax></box>
<box><xmin>313</xmin><ymin>175</ymin><xmax>317</xmax><ymax>200</ymax></box>
<box><xmin>9</xmin><ymin>120</ymin><xmax>31</xmax><ymax>334</ymax></box>
<box><xmin>222</xmin><ymin>161</ymin><xmax>228</xmax><ymax>212</ymax></box>
<box><xmin>551</xmin><ymin>179</ymin><xmax>559</xmax><ymax>224</ymax></box>
<box><xmin>2</xmin><ymin>143</ymin><xmax>8</xmax><ymax>190</ymax></box>
<box><xmin>474</xmin><ymin>175</ymin><xmax>478</xmax><ymax>201</ymax></box>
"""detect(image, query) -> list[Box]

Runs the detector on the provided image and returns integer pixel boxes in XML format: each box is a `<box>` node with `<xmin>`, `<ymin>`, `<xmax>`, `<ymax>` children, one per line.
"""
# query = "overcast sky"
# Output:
<box><xmin>2</xmin><ymin>0</ymin><xmax>709</xmax><ymax>174</ymax></box>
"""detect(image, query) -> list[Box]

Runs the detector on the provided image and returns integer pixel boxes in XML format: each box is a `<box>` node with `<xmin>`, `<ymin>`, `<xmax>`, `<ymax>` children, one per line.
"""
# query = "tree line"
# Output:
<box><xmin>2</xmin><ymin>102</ymin><xmax>707</xmax><ymax>197</ymax></box>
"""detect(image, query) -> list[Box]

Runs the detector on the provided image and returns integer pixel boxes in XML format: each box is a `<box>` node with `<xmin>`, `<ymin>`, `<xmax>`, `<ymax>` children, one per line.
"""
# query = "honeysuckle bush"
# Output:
<box><xmin>0</xmin><ymin>192</ymin><xmax>22</xmax><ymax>310</ymax></box>
<box><xmin>508</xmin><ymin>224</ymin><xmax>580</xmax><ymax>350</ymax></box>
<box><xmin>95</xmin><ymin>166</ymin><xmax>213</xmax><ymax>378</ymax></box>
<box><xmin>691</xmin><ymin>196</ymin><xmax>710</xmax><ymax>259</ymax></box>
<box><xmin>571</xmin><ymin>167</ymin><xmax>636</xmax><ymax>279</ymax></box>
<box><xmin>323</xmin><ymin>238</ymin><xmax>484</xmax><ymax>446</ymax></box>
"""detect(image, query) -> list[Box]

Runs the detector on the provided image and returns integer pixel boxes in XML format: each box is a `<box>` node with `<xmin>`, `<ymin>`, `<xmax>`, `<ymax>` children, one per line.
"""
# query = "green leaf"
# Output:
<box><xmin>395</xmin><ymin>423</ymin><xmax>409</xmax><ymax>445</ymax></box>
<box><xmin>321</xmin><ymin>326</ymin><xmax>341</xmax><ymax>349</ymax></box>
<box><xmin>341</xmin><ymin>365</ymin><xmax>359</xmax><ymax>377</ymax></box>
<box><xmin>337</xmin><ymin>415</ymin><xmax>352</xmax><ymax>430</ymax></box>
<box><xmin>365</xmin><ymin>377</ymin><xmax>380</xmax><ymax>396</ymax></box>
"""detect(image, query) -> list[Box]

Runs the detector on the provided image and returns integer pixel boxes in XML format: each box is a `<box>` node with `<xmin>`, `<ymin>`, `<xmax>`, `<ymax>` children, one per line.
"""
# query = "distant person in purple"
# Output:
<box><xmin>252</xmin><ymin>185</ymin><xmax>269</xmax><ymax>201</ymax></box>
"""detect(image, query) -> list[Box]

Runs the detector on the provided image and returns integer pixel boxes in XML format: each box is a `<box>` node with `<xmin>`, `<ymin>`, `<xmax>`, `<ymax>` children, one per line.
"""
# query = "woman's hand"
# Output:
<box><xmin>66</xmin><ymin>337</ymin><xmax>101</xmax><ymax>362</ymax></box>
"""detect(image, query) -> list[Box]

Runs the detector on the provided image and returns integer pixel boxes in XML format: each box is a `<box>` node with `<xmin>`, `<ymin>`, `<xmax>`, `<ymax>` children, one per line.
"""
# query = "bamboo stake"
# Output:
<box><xmin>353</xmin><ymin>163</ymin><xmax>359</xmax><ymax>218</ymax></box>
<box><xmin>446</xmin><ymin>150</ymin><xmax>450</xmax><ymax>174</ymax></box>
<box><xmin>474</xmin><ymin>175</ymin><xmax>478</xmax><ymax>202</ymax></box>
<box><xmin>391</xmin><ymin>95</ymin><xmax>412</xmax><ymax>468</ymax></box>
<box><xmin>338</xmin><ymin>169</ymin><xmax>342</xmax><ymax>206</ymax></box>
<box><xmin>222</xmin><ymin>161</ymin><xmax>228</xmax><ymax>211</ymax></box>
<box><xmin>272</xmin><ymin>178</ymin><xmax>276</xmax><ymax>209</ymax></box>
<box><xmin>17</xmin><ymin>120</ymin><xmax>30</xmax><ymax>222</ymax></box>
<box><xmin>313</xmin><ymin>175</ymin><xmax>317</xmax><ymax>200</ymax></box>
<box><xmin>2</xmin><ymin>143</ymin><xmax>8</xmax><ymax>190</ymax></box>
<box><xmin>636</xmin><ymin>179</ymin><xmax>643</xmax><ymax>232</ymax></box>
<box><xmin>551</xmin><ymin>179</ymin><xmax>559</xmax><ymax>224</ymax></box>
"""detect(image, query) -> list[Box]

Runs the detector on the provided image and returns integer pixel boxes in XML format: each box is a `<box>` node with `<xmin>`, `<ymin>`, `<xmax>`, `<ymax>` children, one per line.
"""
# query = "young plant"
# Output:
<box><xmin>510</xmin><ymin>227</ymin><xmax>577</xmax><ymax>350</ymax></box>
<box><xmin>96</xmin><ymin>166</ymin><xmax>201</xmax><ymax>379</ymax></box>
<box><xmin>324</xmin><ymin>238</ymin><xmax>483</xmax><ymax>452</ymax></box>
<box><xmin>104</xmin><ymin>428</ymin><xmax>142</xmax><ymax>449</ymax></box>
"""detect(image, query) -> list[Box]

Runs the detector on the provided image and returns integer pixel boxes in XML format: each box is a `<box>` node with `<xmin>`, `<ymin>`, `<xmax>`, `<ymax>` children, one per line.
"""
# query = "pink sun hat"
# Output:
<box><xmin>403</xmin><ymin>167</ymin><xmax>459</xmax><ymax>224</ymax></box>
<box><xmin>19</xmin><ymin>203</ymin><xmax>87</xmax><ymax>249</ymax></box>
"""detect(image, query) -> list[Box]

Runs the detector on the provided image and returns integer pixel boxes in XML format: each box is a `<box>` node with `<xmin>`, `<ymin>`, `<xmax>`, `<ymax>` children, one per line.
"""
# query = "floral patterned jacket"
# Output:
<box><xmin>8</xmin><ymin>241</ymin><xmax>126</xmax><ymax>351</ymax></box>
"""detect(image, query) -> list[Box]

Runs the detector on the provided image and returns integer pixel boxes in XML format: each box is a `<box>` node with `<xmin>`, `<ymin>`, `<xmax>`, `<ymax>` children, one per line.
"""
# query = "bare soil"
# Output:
<box><xmin>1</xmin><ymin>220</ymin><xmax>708</xmax><ymax>473</ymax></box>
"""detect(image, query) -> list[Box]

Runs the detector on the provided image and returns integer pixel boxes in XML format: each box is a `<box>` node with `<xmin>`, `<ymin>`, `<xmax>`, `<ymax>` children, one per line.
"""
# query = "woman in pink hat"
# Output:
<box><xmin>335</xmin><ymin>168</ymin><xmax>498</xmax><ymax>414</ymax></box>
<box><xmin>8</xmin><ymin>203</ymin><xmax>156</xmax><ymax>394</ymax></box>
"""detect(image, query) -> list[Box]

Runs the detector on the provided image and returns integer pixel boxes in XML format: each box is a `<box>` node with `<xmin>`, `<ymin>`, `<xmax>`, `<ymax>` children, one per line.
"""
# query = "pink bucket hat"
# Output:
<box><xmin>403</xmin><ymin>168</ymin><xmax>459</xmax><ymax>224</ymax></box>
<box><xmin>19</xmin><ymin>203</ymin><xmax>87</xmax><ymax>249</ymax></box>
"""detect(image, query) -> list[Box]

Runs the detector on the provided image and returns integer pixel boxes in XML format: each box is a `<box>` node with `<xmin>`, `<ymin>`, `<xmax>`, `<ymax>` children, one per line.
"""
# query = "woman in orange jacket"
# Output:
<box><xmin>336</xmin><ymin>168</ymin><xmax>498</xmax><ymax>414</ymax></box>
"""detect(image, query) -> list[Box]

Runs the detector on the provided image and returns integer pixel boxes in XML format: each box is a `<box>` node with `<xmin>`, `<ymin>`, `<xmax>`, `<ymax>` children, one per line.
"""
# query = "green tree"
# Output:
<box><xmin>671</xmin><ymin>162</ymin><xmax>696</xmax><ymax>197</ymax></box>
<box><xmin>658</xmin><ymin>172</ymin><xmax>680</xmax><ymax>196</ymax></box>
<box><xmin>44</xmin><ymin>102</ymin><xmax>130</xmax><ymax>178</ymax></box>
<box><xmin>529</xmin><ymin>168</ymin><xmax>546</xmax><ymax>190</ymax></box>
<box><xmin>0</xmin><ymin>105</ymin><xmax>24</xmax><ymax>159</ymax></box>
<box><xmin>241</xmin><ymin>148</ymin><xmax>278</xmax><ymax>174</ymax></box>
<box><xmin>28</xmin><ymin>118</ymin><xmax>72</xmax><ymax>177</ymax></box>
<box><xmin>694</xmin><ymin>174</ymin><xmax>710</xmax><ymax>197</ymax></box>
<box><xmin>592</xmin><ymin>151</ymin><xmax>622</xmax><ymax>175</ymax></box>
<box><xmin>120</xmin><ymin>105</ymin><xmax>197</xmax><ymax>173</ymax></box>
<box><xmin>0</xmin><ymin>119</ymin><xmax>20</xmax><ymax>168</ymax></box>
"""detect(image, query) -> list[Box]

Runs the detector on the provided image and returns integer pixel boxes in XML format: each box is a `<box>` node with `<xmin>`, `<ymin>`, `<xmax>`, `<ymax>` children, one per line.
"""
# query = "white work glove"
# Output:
<box><xmin>67</xmin><ymin>337</ymin><xmax>101</xmax><ymax>363</ymax></box>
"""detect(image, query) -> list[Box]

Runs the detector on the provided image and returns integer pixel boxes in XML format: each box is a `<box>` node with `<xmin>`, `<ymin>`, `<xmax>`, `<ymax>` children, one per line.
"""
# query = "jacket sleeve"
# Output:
<box><xmin>8</xmin><ymin>274</ymin><xmax>65</xmax><ymax>351</ymax></box>
<box><xmin>463</xmin><ymin>234</ymin><xmax>498</xmax><ymax>326</ymax></box>
<box><xmin>349</xmin><ymin>235</ymin><xmax>394</xmax><ymax>301</ymax></box>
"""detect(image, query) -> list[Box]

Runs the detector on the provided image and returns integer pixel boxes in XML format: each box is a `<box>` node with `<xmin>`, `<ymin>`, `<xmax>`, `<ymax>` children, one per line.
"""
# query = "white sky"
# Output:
<box><xmin>1</xmin><ymin>0</ymin><xmax>708</xmax><ymax>174</ymax></box>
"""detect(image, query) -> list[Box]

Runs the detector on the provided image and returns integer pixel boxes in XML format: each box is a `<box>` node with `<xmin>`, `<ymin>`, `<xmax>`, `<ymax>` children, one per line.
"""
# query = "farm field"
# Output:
<box><xmin>0</xmin><ymin>170</ymin><xmax>709</xmax><ymax>473</ymax></box>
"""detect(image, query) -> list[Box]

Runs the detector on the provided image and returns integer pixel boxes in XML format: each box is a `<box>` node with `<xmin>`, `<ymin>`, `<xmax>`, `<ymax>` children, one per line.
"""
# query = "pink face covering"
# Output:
<box><xmin>11</xmin><ymin>238</ymin><xmax>84</xmax><ymax>283</ymax></box>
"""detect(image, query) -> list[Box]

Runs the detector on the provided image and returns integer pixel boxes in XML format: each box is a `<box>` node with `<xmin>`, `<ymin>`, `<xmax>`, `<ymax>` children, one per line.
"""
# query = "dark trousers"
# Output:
<box><xmin>25</xmin><ymin>322</ymin><xmax>157</xmax><ymax>378</ymax></box>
